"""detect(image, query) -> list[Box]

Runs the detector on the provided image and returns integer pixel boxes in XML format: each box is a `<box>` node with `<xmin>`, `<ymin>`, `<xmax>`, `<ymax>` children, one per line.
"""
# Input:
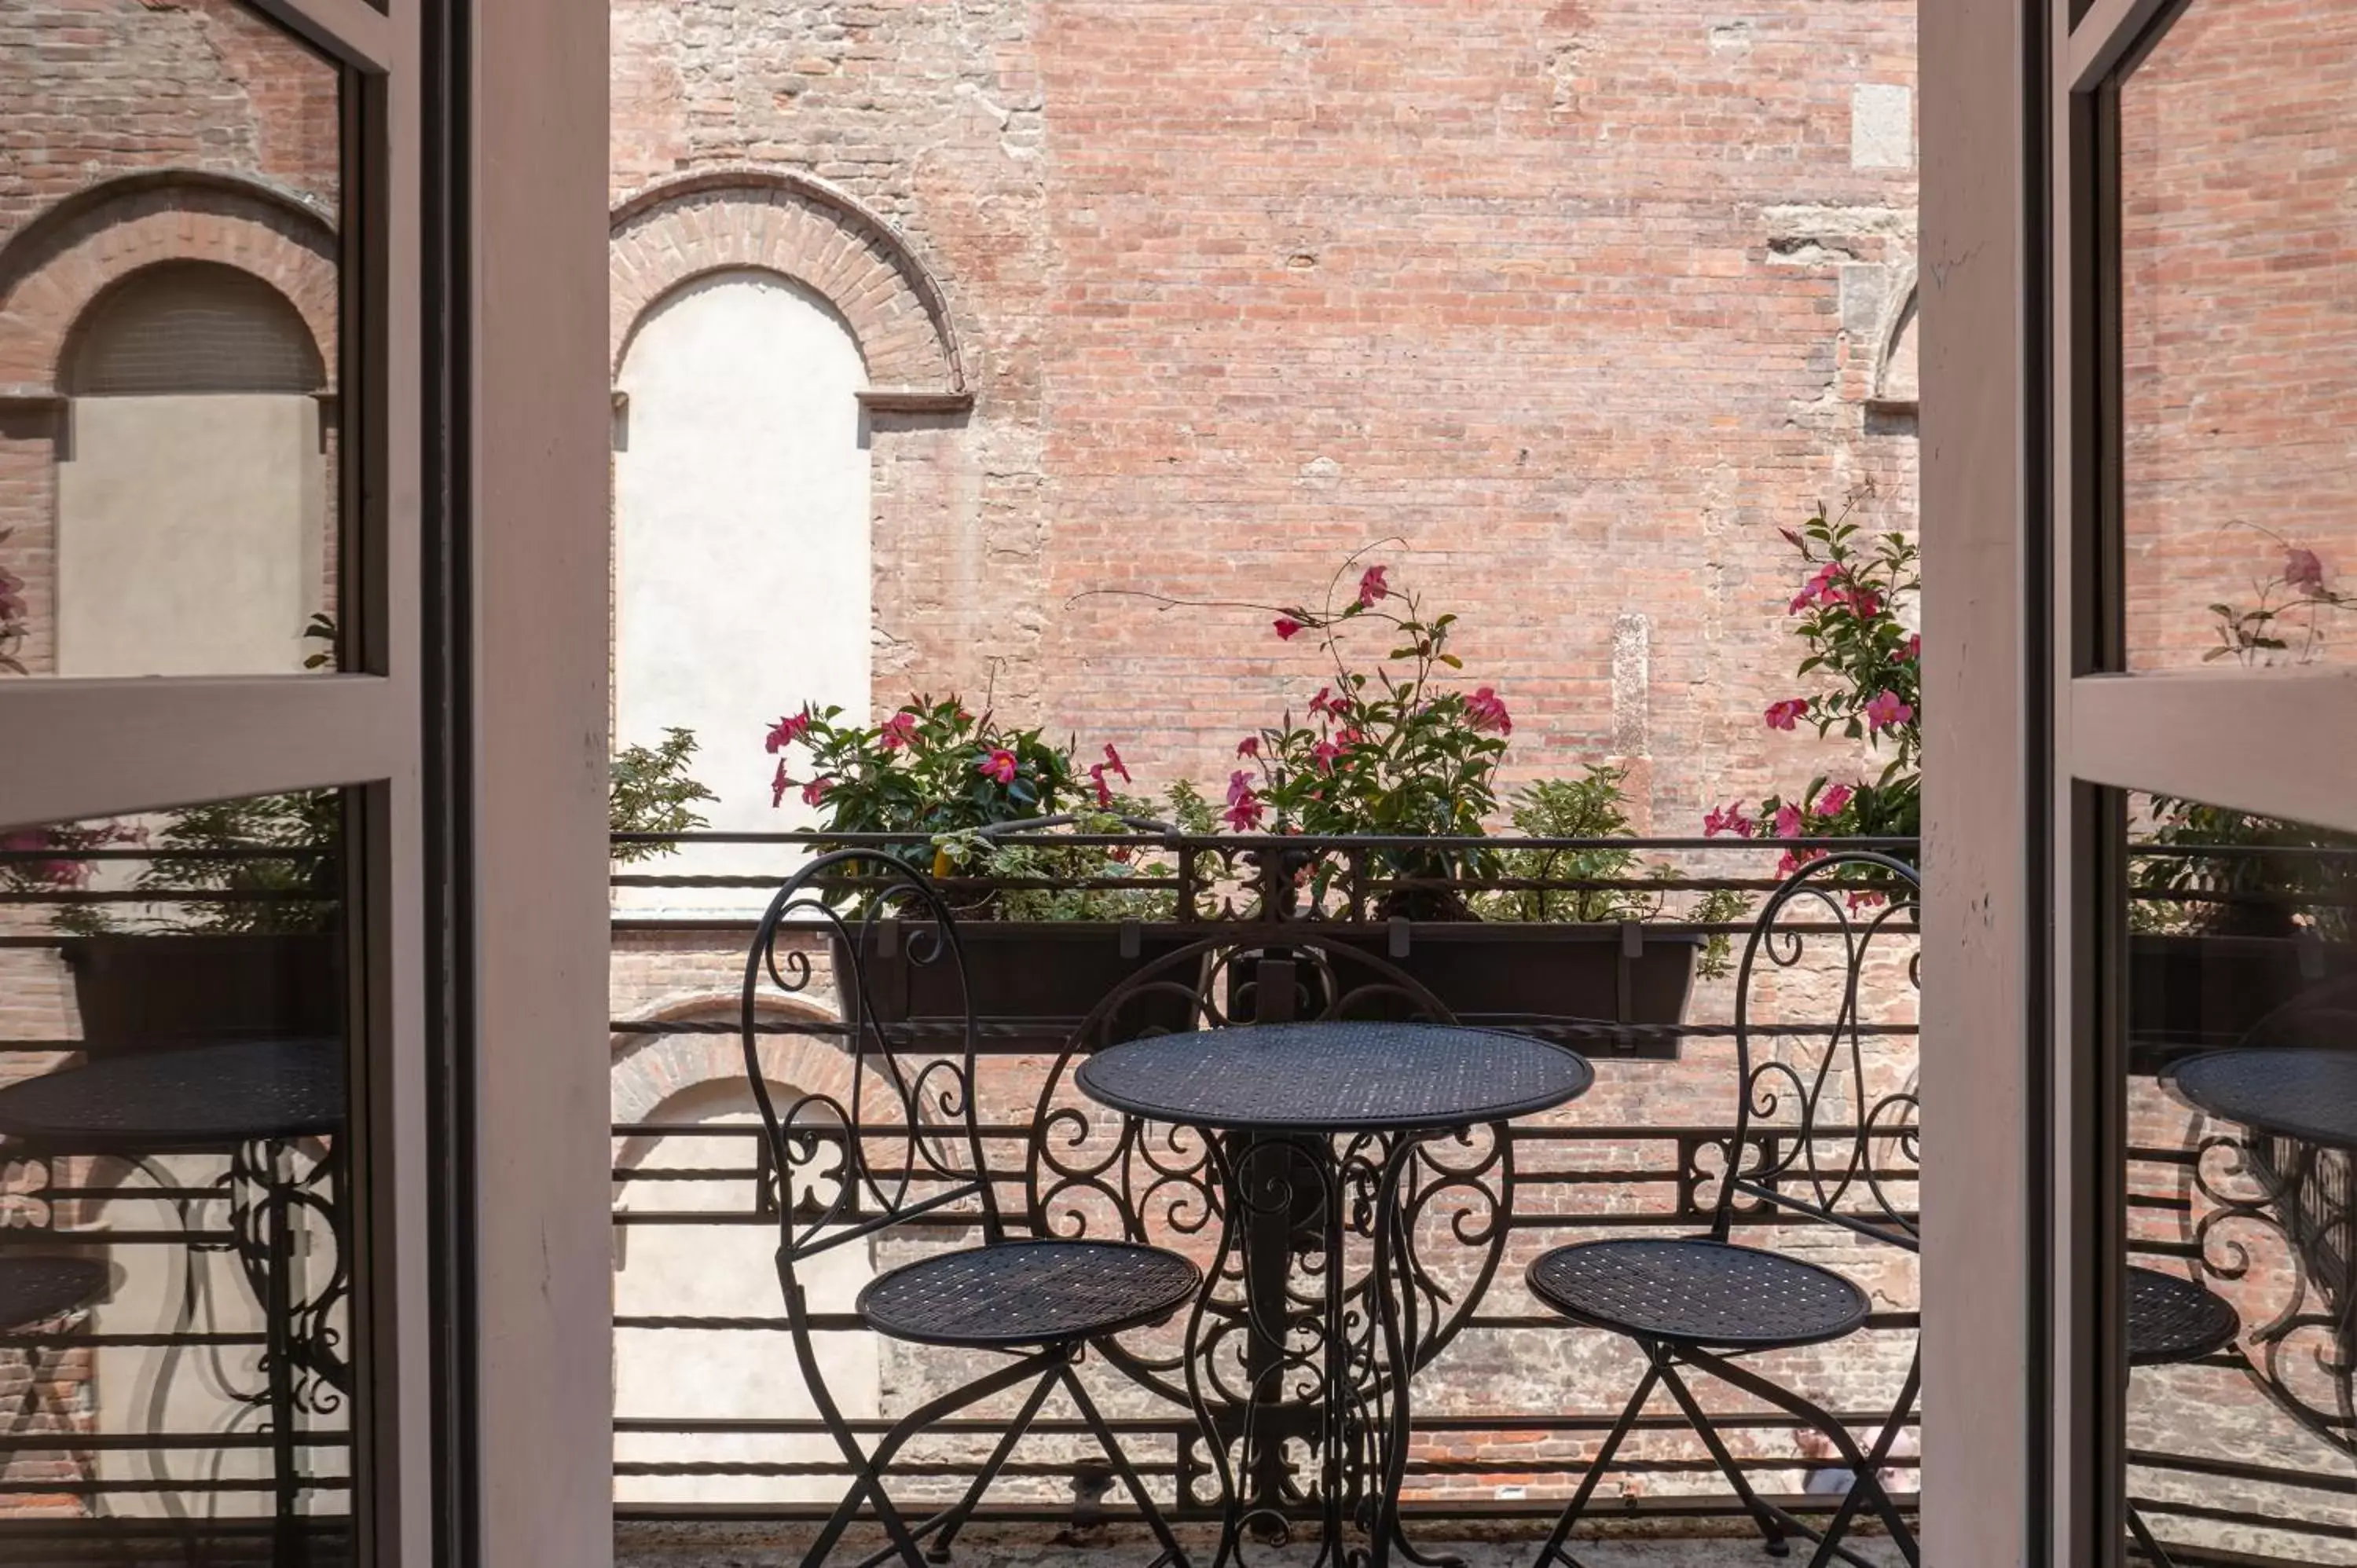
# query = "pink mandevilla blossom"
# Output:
<box><xmin>1814</xmin><ymin>782</ymin><xmax>1856</xmax><ymax>818</ymax></box>
<box><xmin>1703</xmin><ymin>801</ymin><xmax>1757</xmax><ymax>840</ymax></box>
<box><xmin>2286</xmin><ymin>547</ymin><xmax>2328</xmax><ymax>598</ymax></box>
<box><xmin>1309</xmin><ymin>686</ymin><xmax>1341</xmax><ymax>719</ymax></box>
<box><xmin>801</xmin><ymin>777</ymin><xmax>833</xmax><ymax>808</ymax></box>
<box><xmin>1903</xmin><ymin>633</ymin><xmax>1922</xmax><ymax>663</ymax></box>
<box><xmin>1863</xmin><ymin>689</ymin><xmax>1915</xmax><ymax>734</ymax></box>
<box><xmin>1223</xmin><ymin>770</ymin><xmax>1266</xmax><ymax>832</ymax></box>
<box><xmin>879</xmin><ymin>711</ymin><xmax>919</xmax><ymax>750</ymax></box>
<box><xmin>1763</xmin><ymin>698</ymin><xmax>1808</xmax><ymax>731</ymax></box>
<box><xmin>764</xmin><ymin>711</ymin><xmax>812</xmax><ymax>753</ymax></box>
<box><xmin>1357</xmin><ymin>565</ymin><xmax>1390</xmax><ymax>608</ymax></box>
<box><xmin>1849</xmin><ymin>588</ymin><xmax>1882</xmax><ymax>620</ymax></box>
<box><xmin>1237</xmin><ymin>736</ymin><xmax>1260</xmax><ymax>759</ymax></box>
<box><xmin>1465</xmin><ymin>686</ymin><xmax>1512</xmax><ymax>735</ymax></box>
<box><xmin>1102</xmin><ymin>744</ymin><xmax>1131</xmax><ymax>783</ymax></box>
<box><xmin>1789</xmin><ymin>564</ymin><xmax>1843</xmax><ymax>614</ymax></box>
<box><xmin>1312</xmin><ymin>739</ymin><xmax>1344</xmax><ymax>774</ymax></box>
<box><xmin>1087</xmin><ymin>764</ymin><xmax>1116</xmax><ymax>808</ymax></box>
<box><xmin>770</xmin><ymin>760</ymin><xmax>793</xmax><ymax>809</ymax></box>
<box><xmin>1773</xmin><ymin>804</ymin><xmax>1805</xmax><ymax>839</ymax></box>
<box><xmin>1274</xmin><ymin>617</ymin><xmax>1307</xmax><ymax>641</ymax></box>
<box><xmin>978</xmin><ymin>749</ymin><xmax>1018</xmax><ymax>785</ymax></box>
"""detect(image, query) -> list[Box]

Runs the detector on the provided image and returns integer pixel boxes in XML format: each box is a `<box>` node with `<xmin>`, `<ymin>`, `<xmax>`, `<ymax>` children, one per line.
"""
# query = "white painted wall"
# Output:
<box><xmin>56</xmin><ymin>394</ymin><xmax>326</xmax><ymax>676</ymax></box>
<box><xmin>614</xmin><ymin>270</ymin><xmax>871</xmax><ymax>913</ymax></box>
<box><xmin>611</xmin><ymin>1083</ymin><xmax>878</xmax><ymax>1504</ymax></box>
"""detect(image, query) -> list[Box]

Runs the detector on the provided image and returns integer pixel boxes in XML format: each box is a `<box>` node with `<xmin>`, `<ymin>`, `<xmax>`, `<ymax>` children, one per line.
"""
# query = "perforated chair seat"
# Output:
<box><xmin>0</xmin><ymin>1257</ymin><xmax>108</xmax><ymax>1332</ymax></box>
<box><xmin>857</xmin><ymin>1239</ymin><xmax>1200</xmax><ymax>1349</ymax></box>
<box><xmin>2126</xmin><ymin>1265</ymin><xmax>2238</xmax><ymax>1367</ymax></box>
<box><xmin>1528</xmin><ymin>1237</ymin><xmax>1871</xmax><ymax>1352</ymax></box>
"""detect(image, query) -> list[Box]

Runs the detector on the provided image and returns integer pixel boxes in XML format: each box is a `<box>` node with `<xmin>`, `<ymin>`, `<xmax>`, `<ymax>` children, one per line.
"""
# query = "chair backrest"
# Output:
<box><xmin>1714</xmin><ymin>850</ymin><xmax>1923</xmax><ymax>1251</ymax></box>
<box><xmin>740</xmin><ymin>850</ymin><xmax>998</xmax><ymax>1275</ymax></box>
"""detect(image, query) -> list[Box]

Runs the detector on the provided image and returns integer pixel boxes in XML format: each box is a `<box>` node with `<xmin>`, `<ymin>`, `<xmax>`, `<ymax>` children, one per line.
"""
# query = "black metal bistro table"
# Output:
<box><xmin>1077</xmin><ymin>1020</ymin><xmax>1593</xmax><ymax>1568</ymax></box>
<box><xmin>2170</xmin><ymin>1048</ymin><xmax>2356</xmax><ymax>1456</ymax></box>
<box><xmin>0</xmin><ymin>1037</ymin><xmax>348</xmax><ymax>1559</ymax></box>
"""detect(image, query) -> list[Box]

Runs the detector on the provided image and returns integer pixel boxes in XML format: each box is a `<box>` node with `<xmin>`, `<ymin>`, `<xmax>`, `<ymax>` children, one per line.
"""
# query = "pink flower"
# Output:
<box><xmin>1358</xmin><ymin>565</ymin><xmax>1390</xmax><ymax>607</ymax></box>
<box><xmin>1102</xmin><ymin>743</ymin><xmax>1131</xmax><ymax>783</ymax></box>
<box><xmin>1237</xmin><ymin>735</ymin><xmax>1260</xmax><ymax>759</ymax></box>
<box><xmin>1764</xmin><ymin>698</ymin><xmax>1808</xmax><ymax>731</ymax></box>
<box><xmin>1903</xmin><ymin>633</ymin><xmax>1922</xmax><ymax>663</ymax></box>
<box><xmin>801</xmin><ymin>776</ymin><xmax>833</xmax><ymax>808</ymax></box>
<box><xmin>1312</xmin><ymin>739</ymin><xmax>1344</xmax><ymax>774</ymax></box>
<box><xmin>1789</xmin><ymin>564</ymin><xmax>1843</xmax><ymax>614</ymax></box>
<box><xmin>1087</xmin><ymin>764</ymin><xmax>1116</xmax><ymax>808</ymax></box>
<box><xmin>770</xmin><ymin>760</ymin><xmax>794</xmax><ymax>808</ymax></box>
<box><xmin>1703</xmin><ymin>801</ymin><xmax>1757</xmax><ymax>840</ymax></box>
<box><xmin>1773</xmin><ymin>803</ymin><xmax>1805</xmax><ymax>839</ymax></box>
<box><xmin>1222</xmin><ymin>770</ymin><xmax>1266</xmax><ymax>832</ymax></box>
<box><xmin>2286</xmin><ymin>547</ymin><xmax>2328</xmax><ymax>598</ymax></box>
<box><xmin>879</xmin><ymin>711</ymin><xmax>919</xmax><ymax>750</ymax></box>
<box><xmin>764</xmin><ymin>710</ymin><xmax>812</xmax><ymax>753</ymax></box>
<box><xmin>1814</xmin><ymin>782</ymin><xmax>1855</xmax><ymax>818</ymax></box>
<box><xmin>1863</xmin><ymin>689</ymin><xmax>1914</xmax><ymax>734</ymax></box>
<box><xmin>1274</xmin><ymin>617</ymin><xmax>1307</xmax><ymax>641</ymax></box>
<box><xmin>1465</xmin><ymin>686</ymin><xmax>1512</xmax><ymax>735</ymax></box>
<box><xmin>978</xmin><ymin>749</ymin><xmax>1018</xmax><ymax>785</ymax></box>
<box><xmin>1849</xmin><ymin>588</ymin><xmax>1882</xmax><ymax>620</ymax></box>
<box><xmin>1309</xmin><ymin>685</ymin><xmax>1342</xmax><ymax>719</ymax></box>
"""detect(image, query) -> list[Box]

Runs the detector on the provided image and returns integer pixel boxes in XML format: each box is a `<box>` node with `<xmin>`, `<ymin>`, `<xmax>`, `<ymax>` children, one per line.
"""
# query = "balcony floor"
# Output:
<box><xmin>614</xmin><ymin>1521</ymin><xmax>1912</xmax><ymax>1567</ymax></box>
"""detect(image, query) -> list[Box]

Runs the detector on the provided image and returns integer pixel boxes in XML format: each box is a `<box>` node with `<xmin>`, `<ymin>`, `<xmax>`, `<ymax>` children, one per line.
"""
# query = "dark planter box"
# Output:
<box><xmin>834</xmin><ymin>921</ymin><xmax>1202</xmax><ymax>1053</ymax></box>
<box><xmin>1325</xmin><ymin>921</ymin><xmax>1700</xmax><ymax>1061</ymax></box>
<box><xmin>837</xmin><ymin>919</ymin><xmax>1699</xmax><ymax>1061</ymax></box>
<box><xmin>60</xmin><ymin>933</ymin><xmax>344</xmax><ymax>1056</ymax></box>
<box><xmin>2128</xmin><ymin>932</ymin><xmax>2357</xmax><ymax>1072</ymax></box>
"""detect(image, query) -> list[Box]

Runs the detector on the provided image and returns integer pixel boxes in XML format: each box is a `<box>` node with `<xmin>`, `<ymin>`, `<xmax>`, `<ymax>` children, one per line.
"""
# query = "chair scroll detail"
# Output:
<box><xmin>740</xmin><ymin>849</ymin><xmax>1200</xmax><ymax>1568</ymax></box>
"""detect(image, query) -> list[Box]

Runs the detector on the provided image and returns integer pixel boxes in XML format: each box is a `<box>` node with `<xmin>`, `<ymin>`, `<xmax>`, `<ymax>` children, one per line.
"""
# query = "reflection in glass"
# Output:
<box><xmin>2117</xmin><ymin>3</ymin><xmax>2357</xmax><ymax>672</ymax></box>
<box><xmin>0</xmin><ymin>793</ymin><xmax>350</xmax><ymax>1561</ymax></box>
<box><xmin>0</xmin><ymin>7</ymin><xmax>344</xmax><ymax>680</ymax></box>
<box><xmin>2125</xmin><ymin>792</ymin><xmax>2357</xmax><ymax>1563</ymax></box>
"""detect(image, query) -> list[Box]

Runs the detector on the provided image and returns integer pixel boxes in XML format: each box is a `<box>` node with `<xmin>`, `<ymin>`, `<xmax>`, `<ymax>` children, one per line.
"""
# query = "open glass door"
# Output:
<box><xmin>0</xmin><ymin>0</ymin><xmax>430</xmax><ymax>1561</ymax></box>
<box><xmin>2047</xmin><ymin>0</ymin><xmax>2357</xmax><ymax>1560</ymax></box>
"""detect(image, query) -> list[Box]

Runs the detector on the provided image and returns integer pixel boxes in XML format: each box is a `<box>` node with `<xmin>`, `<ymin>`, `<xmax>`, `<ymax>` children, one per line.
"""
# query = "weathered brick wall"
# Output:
<box><xmin>607</xmin><ymin>0</ymin><xmax>1921</xmax><ymax>829</ymax></box>
<box><xmin>2118</xmin><ymin>1</ymin><xmax>2357</xmax><ymax>674</ymax></box>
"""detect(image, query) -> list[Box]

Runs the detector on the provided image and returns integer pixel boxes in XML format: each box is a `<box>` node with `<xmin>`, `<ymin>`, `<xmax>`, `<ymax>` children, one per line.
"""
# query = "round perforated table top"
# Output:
<box><xmin>1076</xmin><ymin>1021</ymin><xmax>1593</xmax><ymax>1134</ymax></box>
<box><xmin>0</xmin><ymin>1039</ymin><xmax>344</xmax><ymax>1152</ymax></box>
<box><xmin>2171</xmin><ymin>1048</ymin><xmax>2357</xmax><ymax>1151</ymax></box>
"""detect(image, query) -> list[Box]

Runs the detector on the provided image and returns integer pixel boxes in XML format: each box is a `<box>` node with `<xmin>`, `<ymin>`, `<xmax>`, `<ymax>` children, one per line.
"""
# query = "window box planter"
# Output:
<box><xmin>59</xmin><ymin>933</ymin><xmax>344</xmax><ymax>1056</ymax></box>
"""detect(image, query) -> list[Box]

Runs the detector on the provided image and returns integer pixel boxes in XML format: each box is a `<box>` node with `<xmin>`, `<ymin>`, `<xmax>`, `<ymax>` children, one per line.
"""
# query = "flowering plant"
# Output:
<box><xmin>1226</xmin><ymin>555</ymin><xmax>1512</xmax><ymax>841</ymax></box>
<box><xmin>762</xmin><ymin>695</ymin><xmax>1179</xmax><ymax>915</ymax></box>
<box><xmin>2204</xmin><ymin>523</ymin><xmax>2356</xmax><ymax>665</ymax></box>
<box><xmin>1707</xmin><ymin>506</ymin><xmax>1922</xmax><ymax>871</ymax></box>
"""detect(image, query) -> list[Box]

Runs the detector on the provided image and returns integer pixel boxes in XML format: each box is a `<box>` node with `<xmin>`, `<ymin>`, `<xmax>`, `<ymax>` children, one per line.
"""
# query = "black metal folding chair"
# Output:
<box><xmin>742</xmin><ymin>849</ymin><xmax>1200</xmax><ymax>1568</ymax></box>
<box><xmin>1525</xmin><ymin>850</ymin><xmax>1924</xmax><ymax>1568</ymax></box>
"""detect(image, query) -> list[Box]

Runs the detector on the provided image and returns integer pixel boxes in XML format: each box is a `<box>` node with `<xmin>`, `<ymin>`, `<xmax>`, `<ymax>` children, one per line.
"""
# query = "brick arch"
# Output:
<box><xmin>609</xmin><ymin>169</ymin><xmax>966</xmax><ymax>397</ymax></box>
<box><xmin>610</xmin><ymin>993</ymin><xmax>856</xmax><ymax>1127</ymax></box>
<box><xmin>0</xmin><ymin>170</ymin><xmax>338</xmax><ymax>388</ymax></box>
<box><xmin>1870</xmin><ymin>267</ymin><xmax>1919</xmax><ymax>410</ymax></box>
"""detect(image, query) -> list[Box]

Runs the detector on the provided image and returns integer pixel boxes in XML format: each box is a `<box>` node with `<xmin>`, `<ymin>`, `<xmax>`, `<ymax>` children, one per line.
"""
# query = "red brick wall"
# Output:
<box><xmin>2117</xmin><ymin>1</ymin><xmax>2357</xmax><ymax>673</ymax></box>
<box><xmin>607</xmin><ymin>0</ymin><xmax>1921</xmax><ymax>829</ymax></box>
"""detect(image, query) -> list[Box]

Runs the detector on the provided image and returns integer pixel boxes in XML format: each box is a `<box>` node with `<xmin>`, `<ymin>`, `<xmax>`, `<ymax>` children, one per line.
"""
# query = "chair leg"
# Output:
<box><xmin>1655</xmin><ymin>1356</ymin><xmax>1789</xmax><ymax>1557</ymax></box>
<box><xmin>1060</xmin><ymin>1358</ymin><xmax>1194</xmax><ymax>1568</ymax></box>
<box><xmin>1798</xmin><ymin>1354</ymin><xmax>1921</xmax><ymax>1568</ymax></box>
<box><xmin>1679</xmin><ymin>1346</ymin><xmax>1919</xmax><ymax>1568</ymax></box>
<box><xmin>801</xmin><ymin>1350</ymin><xmax>1063</xmax><ymax>1568</ymax></box>
<box><xmin>926</xmin><ymin>1365</ymin><xmax>1067</xmax><ymax>1563</ymax></box>
<box><xmin>1532</xmin><ymin>1357</ymin><xmax>1665</xmax><ymax>1568</ymax></box>
<box><xmin>2127</xmin><ymin>1504</ymin><xmax>2178</xmax><ymax>1567</ymax></box>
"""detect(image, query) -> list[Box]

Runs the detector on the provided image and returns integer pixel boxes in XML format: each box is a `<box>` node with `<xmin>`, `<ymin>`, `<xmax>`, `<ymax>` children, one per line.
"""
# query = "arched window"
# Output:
<box><xmin>65</xmin><ymin>262</ymin><xmax>324</xmax><ymax>397</ymax></box>
<box><xmin>56</xmin><ymin>262</ymin><xmax>331</xmax><ymax>677</ymax></box>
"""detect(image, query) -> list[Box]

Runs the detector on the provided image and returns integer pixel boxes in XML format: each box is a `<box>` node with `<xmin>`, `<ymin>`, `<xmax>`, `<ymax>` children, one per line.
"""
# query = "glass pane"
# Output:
<box><xmin>2122</xmin><ymin>790</ymin><xmax>2357</xmax><ymax>1563</ymax></box>
<box><xmin>2117</xmin><ymin>5</ymin><xmax>2357</xmax><ymax>672</ymax></box>
<box><xmin>0</xmin><ymin>792</ymin><xmax>352</xmax><ymax>1560</ymax></box>
<box><xmin>0</xmin><ymin>5</ymin><xmax>346</xmax><ymax>679</ymax></box>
